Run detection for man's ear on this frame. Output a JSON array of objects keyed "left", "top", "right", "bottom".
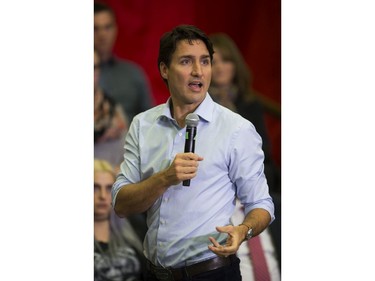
[{"left": 159, "top": 62, "right": 168, "bottom": 79}]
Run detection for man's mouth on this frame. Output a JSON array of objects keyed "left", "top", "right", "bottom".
[{"left": 188, "top": 81, "right": 203, "bottom": 91}]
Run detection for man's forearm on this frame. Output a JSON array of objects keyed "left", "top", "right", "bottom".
[
  {"left": 113, "top": 152, "right": 203, "bottom": 217},
  {"left": 240, "top": 208, "right": 272, "bottom": 238},
  {"left": 113, "top": 170, "right": 170, "bottom": 217}
]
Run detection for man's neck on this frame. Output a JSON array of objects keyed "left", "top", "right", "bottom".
[
  {"left": 99, "top": 52, "right": 113, "bottom": 64},
  {"left": 169, "top": 97, "right": 202, "bottom": 128}
]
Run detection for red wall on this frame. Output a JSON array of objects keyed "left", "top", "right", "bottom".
[{"left": 97, "top": 0, "right": 281, "bottom": 166}]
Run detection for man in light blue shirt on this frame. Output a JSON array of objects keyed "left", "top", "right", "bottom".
[{"left": 112, "top": 25, "right": 274, "bottom": 281}]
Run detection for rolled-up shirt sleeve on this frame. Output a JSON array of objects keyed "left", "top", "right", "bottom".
[
  {"left": 231, "top": 121, "right": 275, "bottom": 223},
  {"left": 112, "top": 173, "right": 128, "bottom": 208},
  {"left": 111, "top": 116, "right": 140, "bottom": 208}
]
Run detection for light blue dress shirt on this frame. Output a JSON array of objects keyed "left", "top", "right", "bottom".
[{"left": 112, "top": 93, "right": 274, "bottom": 268}]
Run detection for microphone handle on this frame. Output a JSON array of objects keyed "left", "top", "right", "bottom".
[{"left": 183, "top": 126, "right": 197, "bottom": 186}]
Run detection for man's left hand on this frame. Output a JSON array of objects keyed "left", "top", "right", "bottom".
[{"left": 208, "top": 225, "right": 244, "bottom": 258}]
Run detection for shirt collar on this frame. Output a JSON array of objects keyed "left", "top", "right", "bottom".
[
  {"left": 194, "top": 93, "right": 214, "bottom": 123},
  {"left": 158, "top": 93, "right": 215, "bottom": 124}
]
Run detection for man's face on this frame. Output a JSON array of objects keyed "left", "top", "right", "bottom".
[
  {"left": 160, "top": 39, "right": 212, "bottom": 107},
  {"left": 94, "top": 11, "right": 117, "bottom": 57}
]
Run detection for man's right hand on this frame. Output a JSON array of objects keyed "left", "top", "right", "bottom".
[{"left": 164, "top": 152, "right": 204, "bottom": 186}]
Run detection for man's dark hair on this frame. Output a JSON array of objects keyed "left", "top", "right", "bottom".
[
  {"left": 94, "top": 1, "right": 114, "bottom": 15},
  {"left": 157, "top": 25, "right": 214, "bottom": 83}
]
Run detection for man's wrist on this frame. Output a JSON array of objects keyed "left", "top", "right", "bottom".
[
  {"left": 239, "top": 223, "right": 250, "bottom": 231},
  {"left": 238, "top": 223, "right": 253, "bottom": 241}
]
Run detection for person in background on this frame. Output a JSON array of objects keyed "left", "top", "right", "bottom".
[
  {"left": 209, "top": 33, "right": 280, "bottom": 119},
  {"left": 94, "top": 158, "right": 146, "bottom": 281},
  {"left": 112, "top": 24, "right": 274, "bottom": 281},
  {"left": 94, "top": 1, "right": 154, "bottom": 122},
  {"left": 209, "top": 33, "right": 280, "bottom": 193},
  {"left": 209, "top": 32, "right": 281, "bottom": 271},
  {"left": 94, "top": 48, "right": 128, "bottom": 169},
  {"left": 94, "top": 47, "right": 148, "bottom": 246}
]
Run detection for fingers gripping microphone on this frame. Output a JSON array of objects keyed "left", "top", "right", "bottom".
[{"left": 183, "top": 113, "right": 199, "bottom": 186}]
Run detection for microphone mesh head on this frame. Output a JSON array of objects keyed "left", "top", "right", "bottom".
[{"left": 185, "top": 113, "right": 199, "bottom": 127}]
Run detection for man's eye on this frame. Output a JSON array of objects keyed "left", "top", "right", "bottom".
[{"left": 202, "top": 59, "right": 210, "bottom": 65}]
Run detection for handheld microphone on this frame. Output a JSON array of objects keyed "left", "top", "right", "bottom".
[{"left": 183, "top": 113, "right": 199, "bottom": 186}]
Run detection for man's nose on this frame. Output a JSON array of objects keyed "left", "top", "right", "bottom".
[{"left": 192, "top": 62, "right": 203, "bottom": 77}]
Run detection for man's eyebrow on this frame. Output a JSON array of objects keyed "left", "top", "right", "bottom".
[
  {"left": 178, "top": 55, "right": 194, "bottom": 59},
  {"left": 178, "top": 54, "right": 210, "bottom": 59}
]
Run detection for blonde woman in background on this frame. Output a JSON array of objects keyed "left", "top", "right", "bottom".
[{"left": 94, "top": 159, "right": 146, "bottom": 281}]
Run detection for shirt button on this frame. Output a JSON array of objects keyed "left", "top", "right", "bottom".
[{"left": 179, "top": 132, "right": 182, "bottom": 136}]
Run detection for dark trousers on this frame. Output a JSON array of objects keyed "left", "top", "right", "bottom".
[{"left": 145, "top": 256, "right": 242, "bottom": 281}]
